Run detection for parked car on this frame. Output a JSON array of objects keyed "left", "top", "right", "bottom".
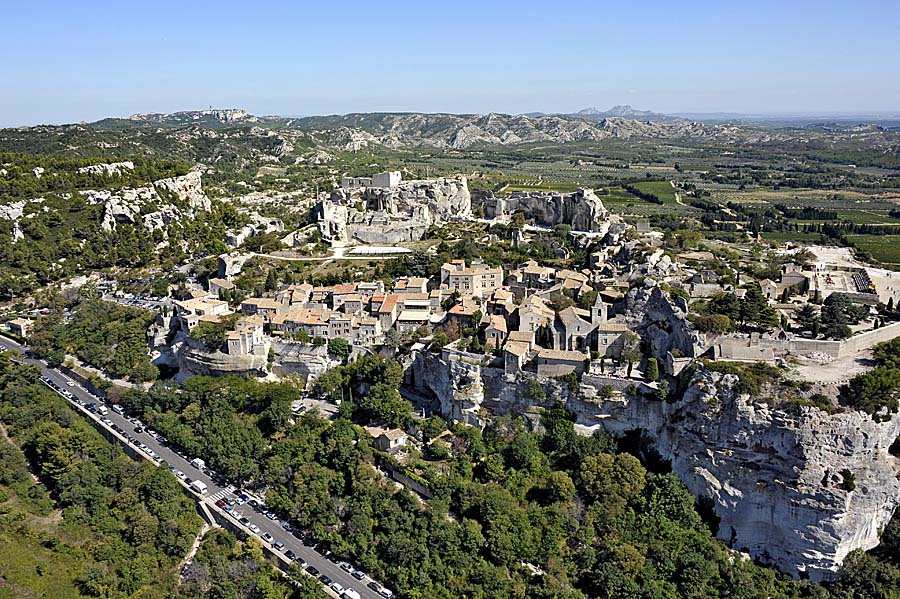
[
  {"left": 352, "top": 569, "right": 365, "bottom": 580},
  {"left": 331, "top": 582, "right": 344, "bottom": 594},
  {"left": 284, "top": 550, "right": 296, "bottom": 560},
  {"left": 239, "top": 517, "right": 251, "bottom": 526},
  {"left": 262, "top": 533, "right": 273, "bottom": 543},
  {"left": 273, "top": 541, "right": 284, "bottom": 551},
  {"left": 319, "top": 575, "right": 332, "bottom": 586},
  {"left": 306, "top": 566, "right": 319, "bottom": 577},
  {"left": 367, "top": 582, "right": 381, "bottom": 593}
]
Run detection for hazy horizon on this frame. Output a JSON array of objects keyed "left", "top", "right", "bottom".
[{"left": 4, "top": 0, "right": 900, "bottom": 127}]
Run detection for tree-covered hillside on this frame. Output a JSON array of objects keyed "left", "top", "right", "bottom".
[
  {"left": 116, "top": 359, "right": 900, "bottom": 599},
  {"left": 0, "top": 153, "right": 239, "bottom": 300},
  {"left": 0, "top": 354, "right": 202, "bottom": 598}
]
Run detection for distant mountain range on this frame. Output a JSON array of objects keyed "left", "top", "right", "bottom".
[
  {"left": 2, "top": 107, "right": 897, "bottom": 162},
  {"left": 524, "top": 105, "right": 682, "bottom": 122}
]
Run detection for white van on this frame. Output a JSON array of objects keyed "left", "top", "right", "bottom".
[
  {"left": 112, "top": 404, "right": 125, "bottom": 415},
  {"left": 190, "top": 480, "right": 208, "bottom": 494},
  {"left": 96, "top": 405, "right": 109, "bottom": 416}
]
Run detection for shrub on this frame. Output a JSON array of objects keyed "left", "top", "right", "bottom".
[{"left": 838, "top": 469, "right": 857, "bottom": 492}]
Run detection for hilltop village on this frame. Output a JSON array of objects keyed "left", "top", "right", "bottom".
[{"left": 5, "top": 167, "right": 900, "bottom": 586}]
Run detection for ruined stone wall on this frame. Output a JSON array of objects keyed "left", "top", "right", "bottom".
[
  {"left": 317, "top": 176, "right": 471, "bottom": 244},
  {"left": 715, "top": 320, "right": 900, "bottom": 360},
  {"left": 474, "top": 188, "right": 614, "bottom": 232}
]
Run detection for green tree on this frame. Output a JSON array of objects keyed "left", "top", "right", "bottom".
[
  {"left": 265, "top": 269, "right": 278, "bottom": 291},
  {"left": 645, "top": 357, "right": 660, "bottom": 382},
  {"left": 327, "top": 337, "right": 351, "bottom": 359},
  {"left": 620, "top": 332, "right": 642, "bottom": 378}
]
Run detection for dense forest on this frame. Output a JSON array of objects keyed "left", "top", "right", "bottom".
[
  {"left": 0, "top": 354, "right": 201, "bottom": 597},
  {"left": 30, "top": 298, "right": 160, "bottom": 382},
  {"left": 116, "top": 358, "right": 900, "bottom": 599}
]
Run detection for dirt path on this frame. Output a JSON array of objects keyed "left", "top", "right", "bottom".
[{"left": 671, "top": 180, "right": 685, "bottom": 206}]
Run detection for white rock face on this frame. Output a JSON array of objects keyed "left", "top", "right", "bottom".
[
  {"left": 607, "top": 370, "right": 900, "bottom": 582},
  {"left": 316, "top": 176, "right": 471, "bottom": 244},
  {"left": 625, "top": 282, "right": 707, "bottom": 361},
  {"left": 477, "top": 188, "right": 617, "bottom": 232},
  {"left": 76, "top": 161, "right": 135, "bottom": 176},
  {"left": 82, "top": 170, "right": 211, "bottom": 233},
  {"left": 0, "top": 200, "right": 27, "bottom": 221},
  {"left": 409, "top": 350, "right": 900, "bottom": 581}
]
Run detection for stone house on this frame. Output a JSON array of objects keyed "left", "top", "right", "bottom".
[
  {"left": 364, "top": 425, "right": 408, "bottom": 453},
  {"left": 226, "top": 316, "right": 265, "bottom": 356},
  {"left": 503, "top": 330, "right": 536, "bottom": 374},
  {"left": 440, "top": 259, "right": 504, "bottom": 298},
  {"left": 240, "top": 297, "right": 286, "bottom": 322},
  {"left": 484, "top": 314, "right": 508, "bottom": 349},
  {"left": 393, "top": 277, "right": 429, "bottom": 294},
  {"left": 276, "top": 283, "right": 313, "bottom": 306},
  {"left": 536, "top": 348, "right": 588, "bottom": 376},
  {"left": 447, "top": 297, "right": 483, "bottom": 327},
  {"left": 208, "top": 278, "right": 235, "bottom": 297},
  {"left": 396, "top": 311, "right": 431, "bottom": 334},
  {"left": 759, "top": 279, "right": 779, "bottom": 301},
  {"left": 174, "top": 297, "right": 232, "bottom": 331},
  {"left": 517, "top": 295, "right": 554, "bottom": 334},
  {"left": 6, "top": 317, "right": 32, "bottom": 339}
]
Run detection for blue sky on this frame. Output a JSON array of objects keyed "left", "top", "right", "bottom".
[{"left": 3, "top": 0, "right": 899, "bottom": 126}]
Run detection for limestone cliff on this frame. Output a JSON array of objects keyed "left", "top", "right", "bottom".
[
  {"left": 83, "top": 170, "right": 211, "bottom": 234},
  {"left": 151, "top": 324, "right": 338, "bottom": 385},
  {"left": 476, "top": 188, "right": 617, "bottom": 233},
  {"left": 409, "top": 349, "right": 900, "bottom": 581},
  {"left": 625, "top": 281, "right": 707, "bottom": 363},
  {"left": 316, "top": 176, "right": 471, "bottom": 244}
]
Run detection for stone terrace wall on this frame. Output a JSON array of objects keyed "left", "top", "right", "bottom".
[
  {"left": 717, "top": 321, "right": 900, "bottom": 361},
  {"left": 838, "top": 321, "right": 900, "bottom": 356}
]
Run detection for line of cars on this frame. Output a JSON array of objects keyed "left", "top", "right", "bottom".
[
  {"left": 211, "top": 487, "right": 393, "bottom": 598},
  {"left": 40, "top": 376, "right": 167, "bottom": 464},
  {"left": 39, "top": 370, "right": 395, "bottom": 599}
]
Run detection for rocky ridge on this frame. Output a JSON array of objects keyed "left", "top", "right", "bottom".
[
  {"left": 476, "top": 187, "right": 619, "bottom": 232},
  {"left": 408, "top": 285, "right": 900, "bottom": 581},
  {"left": 316, "top": 176, "right": 471, "bottom": 244},
  {"left": 81, "top": 170, "right": 211, "bottom": 234}
]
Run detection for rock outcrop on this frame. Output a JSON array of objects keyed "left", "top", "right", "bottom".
[
  {"left": 476, "top": 188, "right": 618, "bottom": 233},
  {"left": 409, "top": 347, "right": 900, "bottom": 581},
  {"left": 76, "top": 161, "right": 134, "bottom": 176},
  {"left": 315, "top": 176, "right": 471, "bottom": 244},
  {"left": 83, "top": 170, "right": 211, "bottom": 233},
  {"left": 625, "top": 281, "right": 707, "bottom": 363}
]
